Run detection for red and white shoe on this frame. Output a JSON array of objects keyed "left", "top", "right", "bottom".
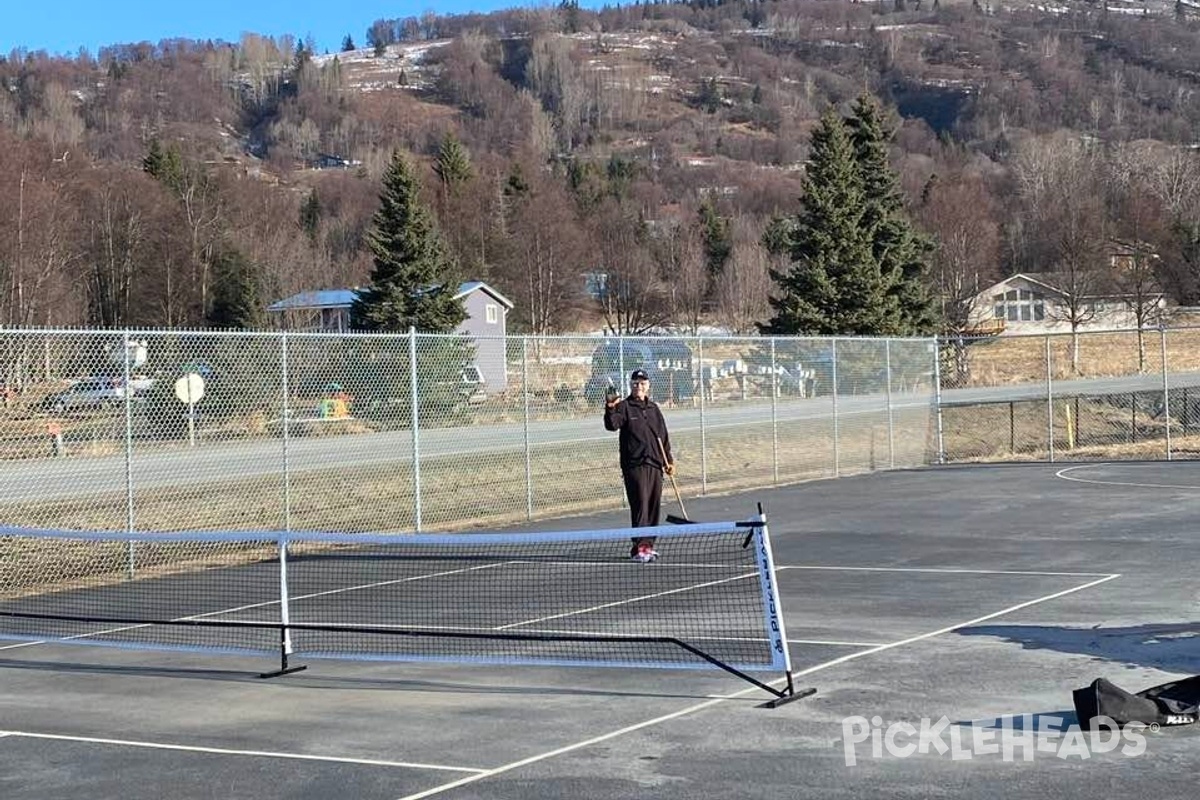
[{"left": 633, "top": 543, "right": 658, "bottom": 563}]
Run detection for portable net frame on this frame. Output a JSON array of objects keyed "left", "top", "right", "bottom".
[{"left": 0, "top": 514, "right": 809, "bottom": 704}]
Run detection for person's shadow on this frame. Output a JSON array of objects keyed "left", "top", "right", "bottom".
[{"left": 958, "top": 622, "right": 1200, "bottom": 674}]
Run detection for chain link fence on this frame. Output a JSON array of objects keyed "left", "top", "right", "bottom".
[
  {"left": 0, "top": 329, "right": 937, "bottom": 544},
  {"left": 936, "top": 326, "right": 1200, "bottom": 463}
]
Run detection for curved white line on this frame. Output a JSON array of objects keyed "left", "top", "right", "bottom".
[
  {"left": 0, "top": 731, "right": 486, "bottom": 773},
  {"left": 395, "top": 573, "right": 1120, "bottom": 800},
  {"left": 1055, "top": 462, "right": 1200, "bottom": 491}
]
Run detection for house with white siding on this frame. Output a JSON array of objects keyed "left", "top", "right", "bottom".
[{"left": 267, "top": 281, "right": 514, "bottom": 391}]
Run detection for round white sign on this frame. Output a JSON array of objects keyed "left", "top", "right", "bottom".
[{"left": 174, "top": 373, "right": 206, "bottom": 404}]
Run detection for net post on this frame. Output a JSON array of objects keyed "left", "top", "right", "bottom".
[
  {"left": 750, "top": 502, "right": 815, "bottom": 708},
  {"left": 259, "top": 532, "right": 306, "bottom": 679}
]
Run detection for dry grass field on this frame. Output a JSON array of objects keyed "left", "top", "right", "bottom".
[{"left": 961, "top": 327, "right": 1200, "bottom": 386}]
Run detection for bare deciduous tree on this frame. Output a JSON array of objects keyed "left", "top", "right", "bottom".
[
  {"left": 591, "top": 204, "right": 667, "bottom": 335},
  {"left": 715, "top": 219, "right": 773, "bottom": 334},
  {"left": 1013, "top": 135, "right": 1110, "bottom": 373},
  {"left": 650, "top": 215, "right": 707, "bottom": 335},
  {"left": 917, "top": 172, "right": 1001, "bottom": 385},
  {"left": 488, "top": 169, "right": 587, "bottom": 337}
]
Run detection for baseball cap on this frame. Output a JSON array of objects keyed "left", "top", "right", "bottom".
[{"left": 630, "top": 369, "right": 649, "bottom": 382}]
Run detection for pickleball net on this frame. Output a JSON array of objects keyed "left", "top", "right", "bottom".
[{"left": 0, "top": 515, "right": 808, "bottom": 703}]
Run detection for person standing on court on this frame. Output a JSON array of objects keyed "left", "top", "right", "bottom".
[{"left": 604, "top": 368, "right": 675, "bottom": 562}]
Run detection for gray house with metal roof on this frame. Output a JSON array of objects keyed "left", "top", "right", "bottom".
[{"left": 267, "top": 282, "right": 515, "bottom": 392}]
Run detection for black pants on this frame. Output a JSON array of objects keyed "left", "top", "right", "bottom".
[{"left": 624, "top": 464, "right": 663, "bottom": 551}]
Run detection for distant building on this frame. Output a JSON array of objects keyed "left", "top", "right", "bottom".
[
  {"left": 267, "top": 281, "right": 514, "bottom": 391},
  {"left": 966, "top": 272, "right": 1165, "bottom": 336},
  {"left": 267, "top": 289, "right": 358, "bottom": 333},
  {"left": 311, "top": 153, "right": 363, "bottom": 169},
  {"left": 964, "top": 240, "right": 1164, "bottom": 336}
]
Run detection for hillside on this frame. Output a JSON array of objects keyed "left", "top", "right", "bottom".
[{"left": 0, "top": 0, "right": 1198, "bottom": 334}]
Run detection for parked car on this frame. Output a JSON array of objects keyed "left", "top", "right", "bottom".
[
  {"left": 42, "top": 378, "right": 126, "bottom": 412},
  {"left": 583, "top": 340, "right": 695, "bottom": 405},
  {"left": 40, "top": 375, "right": 156, "bottom": 413}
]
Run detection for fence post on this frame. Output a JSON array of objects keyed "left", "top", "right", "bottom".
[
  {"left": 1009, "top": 402, "right": 1016, "bottom": 455},
  {"left": 281, "top": 331, "right": 292, "bottom": 533},
  {"left": 885, "top": 339, "right": 895, "bottom": 469},
  {"left": 1132, "top": 396, "right": 1138, "bottom": 443},
  {"left": 933, "top": 337, "right": 945, "bottom": 465},
  {"left": 122, "top": 329, "right": 135, "bottom": 578},
  {"left": 1045, "top": 336, "right": 1054, "bottom": 463},
  {"left": 698, "top": 336, "right": 708, "bottom": 495},
  {"left": 618, "top": 336, "right": 626, "bottom": 396},
  {"left": 409, "top": 327, "right": 422, "bottom": 532},
  {"left": 1162, "top": 325, "right": 1172, "bottom": 461},
  {"left": 523, "top": 336, "right": 533, "bottom": 520},
  {"left": 771, "top": 338, "right": 779, "bottom": 485},
  {"left": 832, "top": 338, "right": 840, "bottom": 477}
]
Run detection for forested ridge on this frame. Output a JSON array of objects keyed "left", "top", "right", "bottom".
[{"left": 2, "top": 0, "right": 1198, "bottom": 336}]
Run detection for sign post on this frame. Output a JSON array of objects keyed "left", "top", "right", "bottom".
[{"left": 173, "top": 372, "right": 206, "bottom": 446}]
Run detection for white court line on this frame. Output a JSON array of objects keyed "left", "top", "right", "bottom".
[
  {"left": 194, "top": 561, "right": 513, "bottom": 619},
  {"left": 777, "top": 564, "right": 1116, "bottom": 578},
  {"left": 518, "top": 629, "right": 887, "bottom": 648},
  {"left": 494, "top": 572, "right": 758, "bottom": 630},
  {"left": 392, "top": 572, "right": 1121, "bottom": 800},
  {"left": 0, "top": 731, "right": 486, "bottom": 773},
  {"left": 260, "top": 620, "right": 881, "bottom": 648},
  {"left": 0, "top": 561, "right": 514, "bottom": 653},
  {"left": 1055, "top": 462, "right": 1200, "bottom": 491},
  {"left": 0, "top": 562, "right": 1089, "bottom": 654}
]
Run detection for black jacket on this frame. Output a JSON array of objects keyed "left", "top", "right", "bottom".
[{"left": 604, "top": 395, "right": 672, "bottom": 472}]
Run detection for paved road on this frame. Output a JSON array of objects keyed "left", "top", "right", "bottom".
[
  {"left": 0, "top": 393, "right": 922, "bottom": 501},
  {"left": 939, "top": 370, "right": 1200, "bottom": 405},
  {"left": 6, "top": 370, "right": 1199, "bottom": 501}
]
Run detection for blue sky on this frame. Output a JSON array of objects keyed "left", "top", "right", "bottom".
[{"left": 3, "top": 0, "right": 558, "bottom": 57}]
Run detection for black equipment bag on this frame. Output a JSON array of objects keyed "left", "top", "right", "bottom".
[{"left": 1073, "top": 676, "right": 1200, "bottom": 728}]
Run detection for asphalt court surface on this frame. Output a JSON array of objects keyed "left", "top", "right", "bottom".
[{"left": 3, "top": 461, "right": 1200, "bottom": 799}]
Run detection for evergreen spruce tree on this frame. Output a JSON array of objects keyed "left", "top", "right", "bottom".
[
  {"left": 299, "top": 189, "right": 322, "bottom": 242},
  {"left": 341, "top": 34, "right": 356, "bottom": 52},
  {"left": 433, "top": 132, "right": 473, "bottom": 196},
  {"left": 846, "top": 94, "right": 937, "bottom": 335},
  {"left": 207, "top": 248, "right": 263, "bottom": 329},
  {"left": 559, "top": 0, "right": 582, "bottom": 33},
  {"left": 143, "top": 138, "right": 165, "bottom": 178},
  {"left": 698, "top": 197, "right": 732, "bottom": 277},
  {"left": 504, "top": 162, "right": 530, "bottom": 199},
  {"left": 351, "top": 150, "right": 467, "bottom": 333},
  {"left": 293, "top": 40, "right": 311, "bottom": 71},
  {"left": 697, "top": 77, "right": 722, "bottom": 113},
  {"left": 761, "top": 109, "right": 901, "bottom": 336},
  {"left": 143, "top": 139, "right": 185, "bottom": 193},
  {"left": 761, "top": 214, "right": 796, "bottom": 257}
]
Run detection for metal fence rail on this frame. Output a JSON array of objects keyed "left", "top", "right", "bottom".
[
  {"left": 934, "top": 326, "right": 1200, "bottom": 464},
  {"left": 0, "top": 329, "right": 936, "bottom": 541},
  {"left": 7, "top": 324, "right": 1197, "bottom": 548}
]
